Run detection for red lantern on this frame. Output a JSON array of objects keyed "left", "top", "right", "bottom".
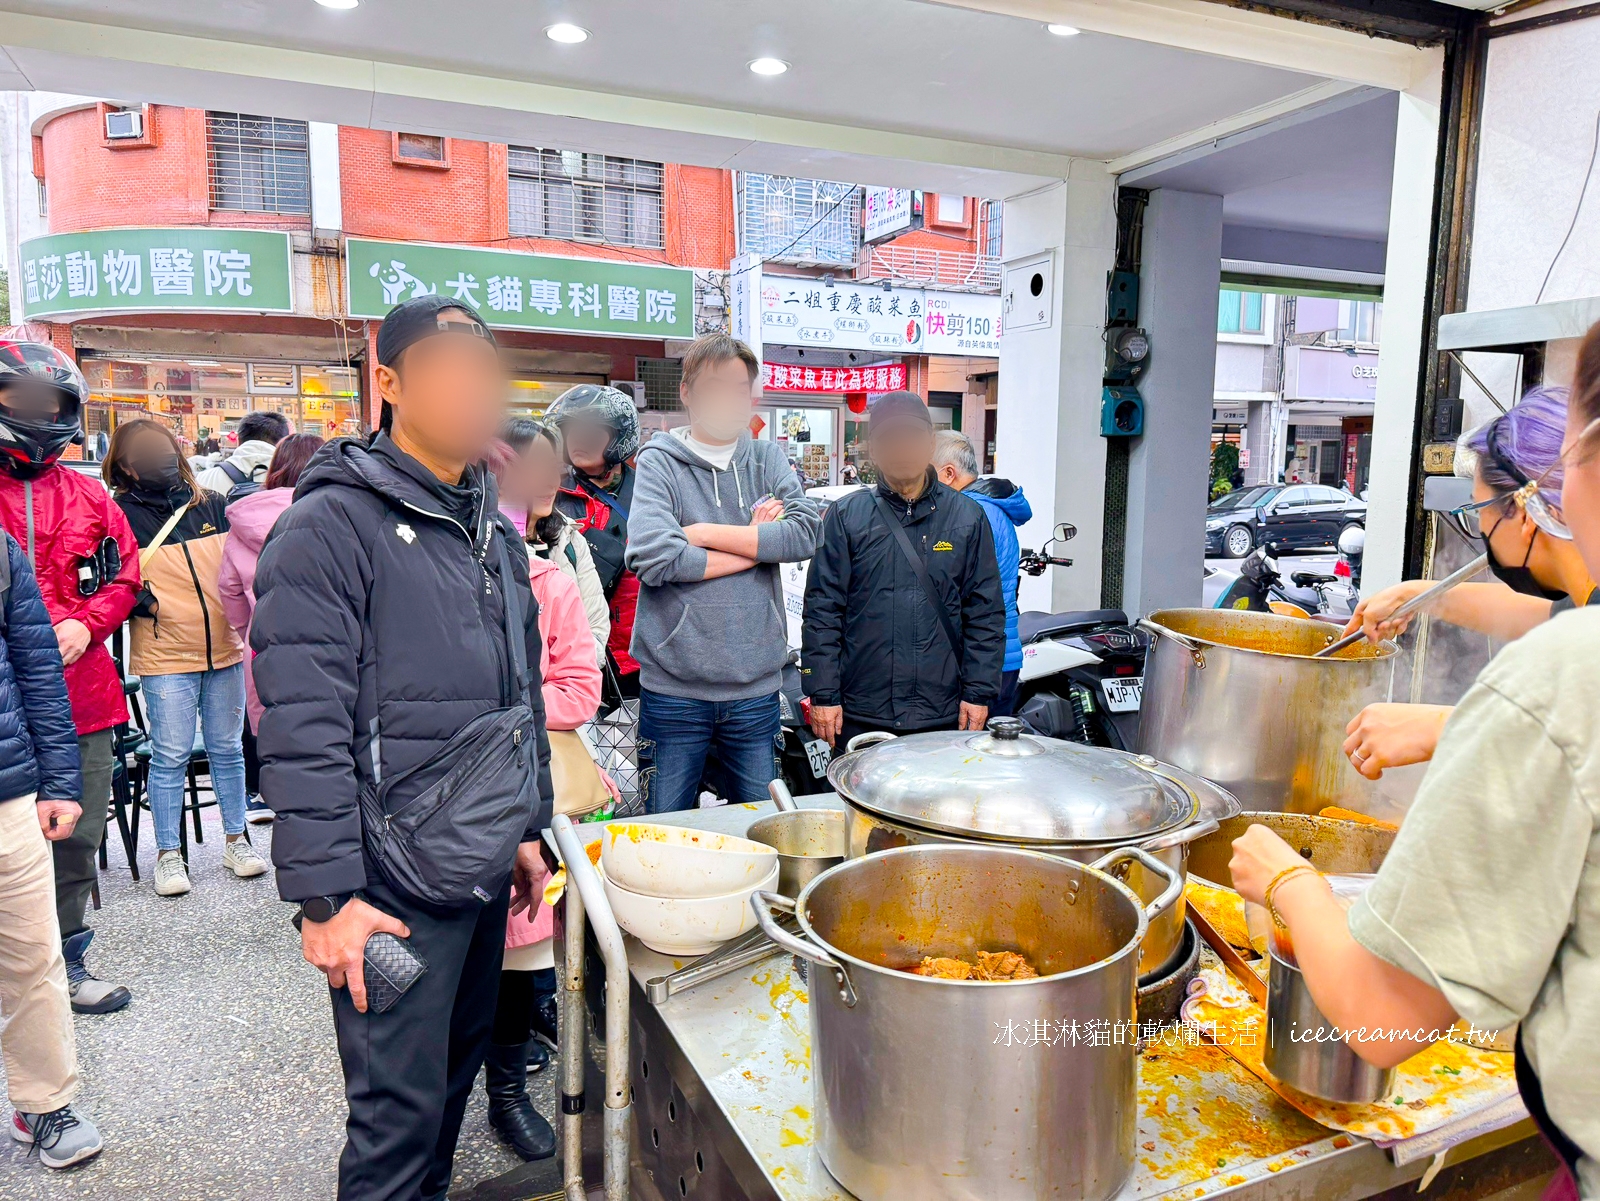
[{"left": 846, "top": 392, "right": 869, "bottom": 414}]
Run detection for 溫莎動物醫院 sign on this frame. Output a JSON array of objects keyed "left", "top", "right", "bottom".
[
  {"left": 345, "top": 238, "right": 694, "bottom": 339},
  {"left": 18, "top": 228, "right": 294, "bottom": 320}
]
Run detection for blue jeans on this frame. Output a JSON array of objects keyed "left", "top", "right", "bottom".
[
  {"left": 141, "top": 665, "right": 248, "bottom": 851},
  {"left": 638, "top": 689, "right": 781, "bottom": 815}
]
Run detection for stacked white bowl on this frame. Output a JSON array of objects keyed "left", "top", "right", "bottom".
[{"left": 598, "top": 823, "right": 780, "bottom": 956}]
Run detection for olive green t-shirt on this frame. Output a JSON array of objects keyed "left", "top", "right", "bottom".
[{"left": 1349, "top": 607, "right": 1600, "bottom": 1193}]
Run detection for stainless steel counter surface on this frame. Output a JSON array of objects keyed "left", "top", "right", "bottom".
[{"left": 550, "top": 799, "right": 1542, "bottom": 1201}]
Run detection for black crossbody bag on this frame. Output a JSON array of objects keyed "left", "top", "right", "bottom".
[
  {"left": 872, "top": 494, "right": 964, "bottom": 678},
  {"left": 359, "top": 532, "right": 540, "bottom": 908}
]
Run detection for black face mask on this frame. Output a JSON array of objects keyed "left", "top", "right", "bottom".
[
  {"left": 128, "top": 456, "right": 184, "bottom": 496},
  {"left": 1482, "top": 517, "right": 1567, "bottom": 602}
]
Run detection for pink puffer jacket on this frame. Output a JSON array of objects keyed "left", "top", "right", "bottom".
[
  {"left": 508, "top": 553, "right": 605, "bottom": 950},
  {"left": 218, "top": 487, "right": 295, "bottom": 732}
]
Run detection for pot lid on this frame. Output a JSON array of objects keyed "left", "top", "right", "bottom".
[{"left": 826, "top": 718, "right": 1199, "bottom": 844}]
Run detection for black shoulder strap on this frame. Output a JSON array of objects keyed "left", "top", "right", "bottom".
[
  {"left": 495, "top": 531, "right": 532, "bottom": 707},
  {"left": 872, "top": 493, "right": 962, "bottom": 674},
  {"left": 219, "top": 460, "right": 248, "bottom": 486}
]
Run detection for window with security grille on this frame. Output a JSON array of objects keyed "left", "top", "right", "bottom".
[
  {"left": 636, "top": 358, "right": 684, "bottom": 411},
  {"left": 507, "top": 148, "right": 664, "bottom": 248},
  {"left": 981, "top": 200, "right": 1003, "bottom": 260},
  {"left": 737, "top": 175, "right": 860, "bottom": 266},
  {"left": 207, "top": 113, "right": 310, "bottom": 214}
]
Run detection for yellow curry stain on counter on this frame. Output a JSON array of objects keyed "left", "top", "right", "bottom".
[{"left": 1138, "top": 1040, "right": 1325, "bottom": 1182}]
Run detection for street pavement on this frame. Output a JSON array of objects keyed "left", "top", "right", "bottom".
[{"left": 0, "top": 807, "right": 542, "bottom": 1200}]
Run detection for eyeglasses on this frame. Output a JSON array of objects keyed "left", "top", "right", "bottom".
[{"left": 1447, "top": 470, "right": 1573, "bottom": 543}]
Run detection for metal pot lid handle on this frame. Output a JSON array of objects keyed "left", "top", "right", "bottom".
[
  {"left": 1087, "top": 846, "right": 1184, "bottom": 923},
  {"left": 1137, "top": 618, "right": 1206, "bottom": 669},
  {"left": 845, "top": 730, "right": 899, "bottom": 754},
  {"left": 750, "top": 890, "right": 857, "bottom": 1007},
  {"left": 768, "top": 779, "right": 797, "bottom": 812},
  {"left": 1140, "top": 817, "right": 1220, "bottom": 854}
]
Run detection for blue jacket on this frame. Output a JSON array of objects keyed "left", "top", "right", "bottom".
[
  {"left": 0, "top": 533, "right": 81, "bottom": 804},
  {"left": 963, "top": 478, "right": 1033, "bottom": 672}
]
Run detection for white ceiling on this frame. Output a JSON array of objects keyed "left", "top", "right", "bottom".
[
  {"left": 0, "top": 0, "right": 1327, "bottom": 161},
  {"left": 1128, "top": 91, "right": 1399, "bottom": 241}
]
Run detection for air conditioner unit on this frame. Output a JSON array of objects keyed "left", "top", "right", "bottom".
[
  {"left": 612, "top": 381, "right": 648, "bottom": 410},
  {"left": 104, "top": 109, "right": 143, "bottom": 140}
]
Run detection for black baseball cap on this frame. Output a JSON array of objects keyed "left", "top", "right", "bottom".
[
  {"left": 376, "top": 293, "right": 497, "bottom": 369},
  {"left": 867, "top": 390, "right": 932, "bottom": 431}
]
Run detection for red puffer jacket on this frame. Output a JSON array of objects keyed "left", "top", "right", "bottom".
[{"left": 0, "top": 465, "right": 141, "bottom": 735}]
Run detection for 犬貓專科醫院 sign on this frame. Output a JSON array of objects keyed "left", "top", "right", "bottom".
[
  {"left": 17, "top": 228, "right": 294, "bottom": 320},
  {"left": 345, "top": 238, "right": 694, "bottom": 339}
]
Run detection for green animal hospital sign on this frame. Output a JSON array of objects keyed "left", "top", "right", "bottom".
[
  {"left": 345, "top": 238, "right": 694, "bottom": 339},
  {"left": 18, "top": 228, "right": 295, "bottom": 320}
]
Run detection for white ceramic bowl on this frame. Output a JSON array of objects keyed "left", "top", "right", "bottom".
[
  {"left": 600, "top": 822, "right": 778, "bottom": 899},
  {"left": 600, "top": 860, "right": 779, "bottom": 956}
]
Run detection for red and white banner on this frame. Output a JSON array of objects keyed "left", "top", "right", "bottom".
[{"left": 761, "top": 361, "right": 906, "bottom": 395}]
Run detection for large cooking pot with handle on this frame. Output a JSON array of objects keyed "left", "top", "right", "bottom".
[
  {"left": 825, "top": 718, "right": 1238, "bottom": 979},
  {"left": 1137, "top": 608, "right": 1399, "bottom": 816},
  {"left": 752, "top": 842, "right": 1180, "bottom": 1201}
]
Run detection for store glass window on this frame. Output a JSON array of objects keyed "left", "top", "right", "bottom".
[
  {"left": 765, "top": 406, "right": 836, "bottom": 486},
  {"left": 506, "top": 375, "right": 608, "bottom": 418},
  {"left": 507, "top": 148, "right": 664, "bottom": 249},
  {"left": 207, "top": 113, "right": 311, "bottom": 215},
  {"left": 79, "top": 357, "right": 363, "bottom": 457}
]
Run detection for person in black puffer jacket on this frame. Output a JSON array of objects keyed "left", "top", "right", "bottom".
[
  {"left": 0, "top": 532, "right": 107, "bottom": 1169},
  {"left": 251, "top": 296, "right": 555, "bottom": 1197},
  {"left": 802, "top": 392, "right": 1005, "bottom": 746}
]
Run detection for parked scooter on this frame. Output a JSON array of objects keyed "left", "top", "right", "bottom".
[
  {"left": 1014, "top": 523, "right": 1148, "bottom": 749},
  {"left": 1337, "top": 523, "right": 1365, "bottom": 590},
  {"left": 1212, "top": 543, "right": 1358, "bottom": 621}
]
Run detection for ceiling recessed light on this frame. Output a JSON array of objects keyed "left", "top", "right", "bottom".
[
  {"left": 1045, "top": 23, "right": 1080, "bottom": 36},
  {"left": 748, "top": 57, "right": 790, "bottom": 76},
  {"left": 545, "top": 23, "right": 590, "bottom": 44},
  {"left": 314, "top": 0, "right": 360, "bottom": 8}
]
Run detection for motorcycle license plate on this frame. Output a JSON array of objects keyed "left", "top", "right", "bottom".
[
  {"left": 804, "top": 738, "right": 833, "bottom": 779},
  {"left": 1101, "top": 677, "right": 1143, "bottom": 713}
]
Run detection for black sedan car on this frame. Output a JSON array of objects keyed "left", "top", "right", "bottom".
[{"left": 1205, "top": 483, "right": 1365, "bottom": 558}]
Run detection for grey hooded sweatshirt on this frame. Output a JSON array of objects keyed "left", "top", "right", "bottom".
[{"left": 625, "top": 429, "right": 820, "bottom": 700}]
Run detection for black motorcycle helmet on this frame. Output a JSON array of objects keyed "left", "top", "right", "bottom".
[
  {"left": 543, "top": 383, "right": 641, "bottom": 467},
  {"left": 0, "top": 341, "right": 87, "bottom": 478}
]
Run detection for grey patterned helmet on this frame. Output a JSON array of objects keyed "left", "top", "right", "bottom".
[{"left": 544, "top": 383, "right": 641, "bottom": 466}]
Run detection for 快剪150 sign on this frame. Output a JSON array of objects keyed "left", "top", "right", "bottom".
[
  {"left": 345, "top": 238, "right": 694, "bottom": 339},
  {"left": 17, "top": 228, "right": 294, "bottom": 320}
]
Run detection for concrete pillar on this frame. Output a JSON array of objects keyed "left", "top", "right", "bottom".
[
  {"left": 995, "top": 161, "right": 1117, "bottom": 614},
  {"left": 1245, "top": 400, "right": 1274, "bottom": 484},
  {"left": 1362, "top": 82, "right": 1442, "bottom": 592},
  {"left": 1120, "top": 189, "right": 1223, "bottom": 616}
]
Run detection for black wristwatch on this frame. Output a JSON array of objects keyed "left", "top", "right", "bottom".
[{"left": 298, "top": 893, "right": 355, "bottom": 924}]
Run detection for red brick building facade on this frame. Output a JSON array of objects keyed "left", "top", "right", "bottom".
[
  {"left": 20, "top": 101, "right": 996, "bottom": 480},
  {"left": 25, "top": 103, "right": 736, "bottom": 450}
]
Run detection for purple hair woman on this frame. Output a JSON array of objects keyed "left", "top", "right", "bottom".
[{"left": 1339, "top": 383, "right": 1595, "bottom": 780}]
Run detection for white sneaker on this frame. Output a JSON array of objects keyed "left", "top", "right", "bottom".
[
  {"left": 223, "top": 838, "right": 268, "bottom": 879},
  {"left": 154, "top": 851, "right": 191, "bottom": 897}
]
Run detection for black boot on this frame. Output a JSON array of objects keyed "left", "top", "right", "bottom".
[
  {"left": 484, "top": 1042, "right": 556, "bottom": 1161},
  {"left": 531, "top": 968, "right": 559, "bottom": 1050}
]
